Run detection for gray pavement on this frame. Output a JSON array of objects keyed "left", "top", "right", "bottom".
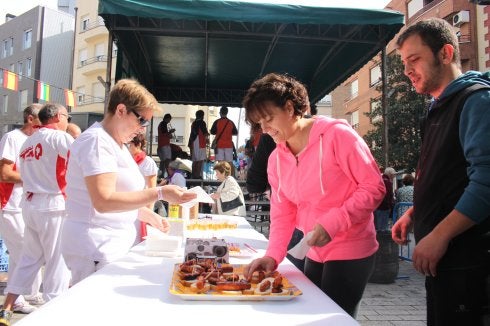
[
  {"left": 358, "top": 260, "right": 426, "bottom": 325},
  {"left": 1, "top": 259, "right": 426, "bottom": 325}
]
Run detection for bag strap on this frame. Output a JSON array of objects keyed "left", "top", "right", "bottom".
[{"left": 215, "top": 119, "right": 230, "bottom": 143}]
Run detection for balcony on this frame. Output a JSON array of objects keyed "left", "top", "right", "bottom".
[
  {"left": 78, "top": 55, "right": 108, "bottom": 76},
  {"left": 80, "top": 19, "right": 108, "bottom": 43}
]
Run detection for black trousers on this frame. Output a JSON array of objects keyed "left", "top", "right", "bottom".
[
  {"left": 426, "top": 264, "right": 490, "bottom": 326},
  {"left": 304, "top": 254, "right": 375, "bottom": 317}
]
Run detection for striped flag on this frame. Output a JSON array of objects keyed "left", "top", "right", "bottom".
[
  {"left": 37, "top": 81, "right": 50, "bottom": 101},
  {"left": 64, "top": 89, "right": 76, "bottom": 108},
  {"left": 2, "top": 70, "right": 18, "bottom": 91}
]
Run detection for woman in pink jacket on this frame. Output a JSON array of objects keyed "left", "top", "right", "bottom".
[{"left": 242, "top": 73, "right": 385, "bottom": 316}]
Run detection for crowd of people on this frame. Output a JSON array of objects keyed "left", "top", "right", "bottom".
[
  {"left": 0, "top": 17, "right": 488, "bottom": 326},
  {"left": 0, "top": 79, "right": 197, "bottom": 326}
]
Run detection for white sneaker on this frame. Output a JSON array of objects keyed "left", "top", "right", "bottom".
[
  {"left": 12, "top": 302, "right": 37, "bottom": 314},
  {"left": 24, "top": 294, "right": 45, "bottom": 306}
]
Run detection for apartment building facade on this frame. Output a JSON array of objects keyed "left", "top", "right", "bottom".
[
  {"left": 72, "top": 0, "right": 223, "bottom": 155},
  {"left": 0, "top": 6, "right": 74, "bottom": 137},
  {"left": 331, "top": 0, "right": 486, "bottom": 137}
]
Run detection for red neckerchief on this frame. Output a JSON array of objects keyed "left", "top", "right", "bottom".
[
  {"left": 33, "top": 123, "right": 57, "bottom": 130},
  {"left": 133, "top": 151, "right": 146, "bottom": 165}
]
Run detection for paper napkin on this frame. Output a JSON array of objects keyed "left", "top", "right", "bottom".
[
  {"left": 180, "top": 186, "right": 215, "bottom": 209},
  {"left": 287, "top": 231, "right": 314, "bottom": 260}
]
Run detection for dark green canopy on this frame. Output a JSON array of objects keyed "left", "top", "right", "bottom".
[{"left": 99, "top": 0, "right": 404, "bottom": 106}]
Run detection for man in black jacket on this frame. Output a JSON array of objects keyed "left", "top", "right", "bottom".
[{"left": 392, "top": 18, "right": 490, "bottom": 326}]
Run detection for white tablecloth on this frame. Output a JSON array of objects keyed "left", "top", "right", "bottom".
[{"left": 16, "top": 215, "right": 359, "bottom": 326}]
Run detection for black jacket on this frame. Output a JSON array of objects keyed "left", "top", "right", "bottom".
[{"left": 246, "top": 134, "right": 275, "bottom": 194}]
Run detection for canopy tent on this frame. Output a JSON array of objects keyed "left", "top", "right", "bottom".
[{"left": 98, "top": 0, "right": 404, "bottom": 107}]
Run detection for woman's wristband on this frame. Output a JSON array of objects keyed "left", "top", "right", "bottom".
[{"left": 157, "top": 187, "right": 164, "bottom": 201}]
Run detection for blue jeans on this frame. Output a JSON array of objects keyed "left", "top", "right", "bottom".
[{"left": 374, "top": 209, "right": 391, "bottom": 231}]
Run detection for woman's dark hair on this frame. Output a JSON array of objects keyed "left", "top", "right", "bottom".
[
  {"left": 402, "top": 174, "right": 414, "bottom": 186},
  {"left": 196, "top": 110, "right": 205, "bottom": 119},
  {"left": 242, "top": 73, "right": 310, "bottom": 125},
  {"left": 130, "top": 133, "right": 147, "bottom": 150}
]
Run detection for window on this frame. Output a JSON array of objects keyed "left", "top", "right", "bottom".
[
  {"left": 79, "top": 49, "right": 88, "bottom": 66},
  {"left": 95, "top": 43, "right": 105, "bottom": 61},
  {"left": 24, "top": 30, "right": 32, "bottom": 49},
  {"left": 318, "top": 94, "right": 332, "bottom": 106},
  {"left": 3, "top": 39, "right": 8, "bottom": 58},
  {"left": 351, "top": 110, "right": 359, "bottom": 129},
  {"left": 407, "top": 0, "right": 423, "bottom": 18},
  {"left": 92, "top": 82, "right": 105, "bottom": 103},
  {"left": 3, "top": 95, "right": 8, "bottom": 114},
  {"left": 371, "top": 99, "right": 382, "bottom": 123},
  {"left": 19, "top": 90, "right": 28, "bottom": 110},
  {"left": 76, "top": 86, "right": 85, "bottom": 104},
  {"left": 350, "top": 79, "right": 359, "bottom": 99},
  {"left": 10, "top": 63, "right": 15, "bottom": 72},
  {"left": 8, "top": 37, "right": 13, "bottom": 56},
  {"left": 17, "top": 61, "right": 23, "bottom": 80},
  {"left": 81, "top": 16, "right": 90, "bottom": 31},
  {"left": 370, "top": 65, "right": 381, "bottom": 86},
  {"left": 2, "top": 38, "right": 13, "bottom": 57},
  {"left": 26, "top": 58, "right": 32, "bottom": 77}
]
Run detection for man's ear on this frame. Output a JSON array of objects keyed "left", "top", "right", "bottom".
[{"left": 440, "top": 44, "right": 454, "bottom": 64}]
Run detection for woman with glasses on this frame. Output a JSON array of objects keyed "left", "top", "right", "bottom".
[{"left": 61, "top": 79, "right": 196, "bottom": 285}]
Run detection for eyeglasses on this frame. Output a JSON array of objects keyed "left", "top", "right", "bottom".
[
  {"left": 60, "top": 113, "right": 72, "bottom": 123},
  {"left": 129, "top": 109, "right": 150, "bottom": 127}
]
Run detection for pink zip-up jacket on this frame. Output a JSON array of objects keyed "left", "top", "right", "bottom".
[{"left": 265, "top": 116, "right": 385, "bottom": 264}]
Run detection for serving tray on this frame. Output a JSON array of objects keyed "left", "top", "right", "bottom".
[{"left": 169, "top": 263, "right": 302, "bottom": 301}]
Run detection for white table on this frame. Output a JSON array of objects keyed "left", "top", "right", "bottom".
[{"left": 16, "top": 215, "right": 359, "bottom": 326}]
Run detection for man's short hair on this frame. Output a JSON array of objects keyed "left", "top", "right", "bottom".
[
  {"left": 220, "top": 106, "right": 228, "bottom": 115},
  {"left": 396, "top": 18, "right": 460, "bottom": 66},
  {"left": 23, "top": 103, "right": 42, "bottom": 123},
  {"left": 38, "top": 103, "right": 66, "bottom": 125}
]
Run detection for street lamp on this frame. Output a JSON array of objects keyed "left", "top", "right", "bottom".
[{"left": 97, "top": 75, "right": 110, "bottom": 113}]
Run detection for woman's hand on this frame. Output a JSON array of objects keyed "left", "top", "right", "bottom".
[
  {"left": 138, "top": 207, "right": 170, "bottom": 233},
  {"left": 160, "top": 185, "right": 197, "bottom": 204},
  {"left": 210, "top": 192, "right": 220, "bottom": 200},
  {"left": 243, "top": 256, "right": 277, "bottom": 280},
  {"left": 307, "top": 224, "right": 331, "bottom": 247},
  {"left": 148, "top": 213, "right": 170, "bottom": 233}
]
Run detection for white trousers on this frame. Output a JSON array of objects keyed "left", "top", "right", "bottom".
[
  {"left": 63, "top": 254, "right": 108, "bottom": 286},
  {"left": 0, "top": 210, "right": 42, "bottom": 302},
  {"left": 215, "top": 147, "right": 233, "bottom": 161},
  {"left": 6, "top": 207, "right": 70, "bottom": 302}
]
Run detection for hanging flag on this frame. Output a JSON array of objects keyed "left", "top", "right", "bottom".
[
  {"left": 37, "top": 81, "right": 50, "bottom": 101},
  {"left": 64, "top": 89, "right": 76, "bottom": 108},
  {"left": 2, "top": 70, "right": 18, "bottom": 91}
]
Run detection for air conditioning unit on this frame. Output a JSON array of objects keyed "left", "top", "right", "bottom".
[
  {"left": 469, "top": 0, "right": 490, "bottom": 5},
  {"left": 453, "top": 11, "right": 470, "bottom": 27}
]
